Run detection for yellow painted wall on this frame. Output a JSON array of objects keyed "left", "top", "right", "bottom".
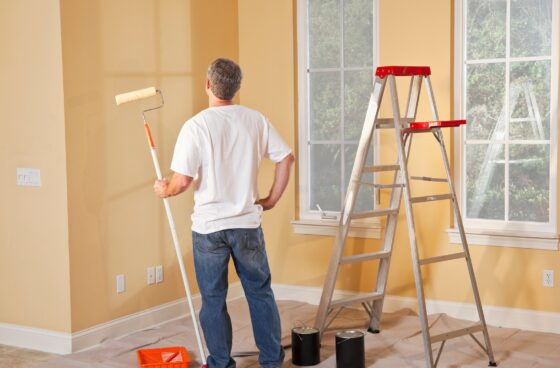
[
  {"left": 0, "top": 1, "right": 71, "bottom": 332},
  {"left": 239, "top": 0, "right": 560, "bottom": 314},
  {"left": 60, "top": 0, "right": 239, "bottom": 331},
  {"left": 1, "top": 0, "right": 558, "bottom": 339}
]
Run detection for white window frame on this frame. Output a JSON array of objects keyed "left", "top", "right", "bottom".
[
  {"left": 292, "top": 0, "right": 381, "bottom": 238},
  {"left": 451, "top": 0, "right": 560, "bottom": 249}
]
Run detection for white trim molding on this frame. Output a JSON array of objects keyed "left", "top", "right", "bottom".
[
  {"left": 0, "top": 283, "right": 245, "bottom": 355},
  {"left": 4, "top": 282, "right": 560, "bottom": 355},
  {"left": 447, "top": 227, "right": 560, "bottom": 250},
  {"left": 291, "top": 219, "right": 381, "bottom": 238},
  {"left": 0, "top": 322, "right": 71, "bottom": 355},
  {"left": 272, "top": 283, "right": 560, "bottom": 334}
]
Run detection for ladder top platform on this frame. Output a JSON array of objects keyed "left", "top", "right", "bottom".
[
  {"left": 375, "top": 66, "right": 431, "bottom": 78},
  {"left": 409, "top": 120, "right": 466, "bottom": 130}
]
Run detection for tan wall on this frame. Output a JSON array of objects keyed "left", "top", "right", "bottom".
[
  {"left": 239, "top": 0, "right": 560, "bottom": 313},
  {"left": 0, "top": 1, "right": 71, "bottom": 332},
  {"left": 60, "top": 0, "right": 239, "bottom": 332},
  {"left": 1, "top": 0, "right": 558, "bottom": 338}
]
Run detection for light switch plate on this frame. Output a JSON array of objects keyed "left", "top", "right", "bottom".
[{"left": 17, "top": 168, "right": 41, "bottom": 187}]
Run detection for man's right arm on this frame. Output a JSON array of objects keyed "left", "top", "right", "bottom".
[{"left": 258, "top": 153, "right": 295, "bottom": 211}]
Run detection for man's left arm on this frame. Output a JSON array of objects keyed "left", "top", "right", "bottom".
[{"left": 154, "top": 172, "right": 193, "bottom": 198}]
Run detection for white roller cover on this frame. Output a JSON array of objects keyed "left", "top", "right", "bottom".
[{"left": 115, "top": 87, "right": 157, "bottom": 105}]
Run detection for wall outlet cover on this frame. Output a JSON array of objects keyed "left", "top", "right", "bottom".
[
  {"left": 544, "top": 270, "right": 554, "bottom": 288},
  {"left": 147, "top": 267, "right": 155, "bottom": 285},
  {"left": 156, "top": 265, "right": 163, "bottom": 284},
  {"left": 116, "top": 274, "right": 125, "bottom": 293}
]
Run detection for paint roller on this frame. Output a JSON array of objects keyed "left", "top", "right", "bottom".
[
  {"left": 115, "top": 87, "right": 157, "bottom": 106},
  {"left": 115, "top": 87, "right": 208, "bottom": 368}
]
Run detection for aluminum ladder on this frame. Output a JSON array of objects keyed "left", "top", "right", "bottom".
[{"left": 313, "top": 66, "right": 497, "bottom": 368}]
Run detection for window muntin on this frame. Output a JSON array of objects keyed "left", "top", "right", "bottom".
[
  {"left": 300, "top": 0, "right": 377, "bottom": 219},
  {"left": 460, "top": 0, "right": 557, "bottom": 231}
]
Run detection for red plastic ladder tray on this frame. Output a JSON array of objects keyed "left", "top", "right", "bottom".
[
  {"left": 409, "top": 120, "right": 466, "bottom": 130},
  {"left": 375, "top": 66, "right": 431, "bottom": 78}
]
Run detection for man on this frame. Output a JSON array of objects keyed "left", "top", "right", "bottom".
[{"left": 154, "top": 58, "right": 294, "bottom": 368}]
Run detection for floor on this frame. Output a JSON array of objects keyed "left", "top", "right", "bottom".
[
  {"left": 0, "top": 344, "right": 56, "bottom": 368},
  {"left": 6, "top": 299, "right": 560, "bottom": 367}
]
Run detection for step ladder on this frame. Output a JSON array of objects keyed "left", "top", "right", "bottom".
[{"left": 313, "top": 66, "right": 497, "bottom": 368}]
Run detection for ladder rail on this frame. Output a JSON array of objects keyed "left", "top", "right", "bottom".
[
  {"left": 368, "top": 74, "right": 421, "bottom": 332},
  {"left": 314, "top": 77, "right": 386, "bottom": 335},
  {"left": 424, "top": 75, "right": 496, "bottom": 365},
  {"left": 388, "top": 75, "right": 435, "bottom": 368}
]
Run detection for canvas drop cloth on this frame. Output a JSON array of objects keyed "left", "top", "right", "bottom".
[{"left": 36, "top": 299, "right": 560, "bottom": 367}]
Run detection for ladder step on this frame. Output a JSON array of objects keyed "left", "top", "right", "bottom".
[
  {"left": 362, "top": 164, "right": 400, "bottom": 173},
  {"left": 354, "top": 180, "right": 404, "bottom": 189},
  {"left": 330, "top": 292, "right": 384, "bottom": 309},
  {"left": 351, "top": 208, "right": 398, "bottom": 219},
  {"left": 410, "top": 193, "right": 453, "bottom": 203},
  {"left": 411, "top": 176, "right": 448, "bottom": 183},
  {"left": 430, "top": 323, "right": 484, "bottom": 344},
  {"left": 419, "top": 252, "right": 466, "bottom": 266},
  {"left": 375, "top": 118, "right": 414, "bottom": 129},
  {"left": 340, "top": 250, "right": 391, "bottom": 265},
  {"left": 373, "top": 183, "right": 405, "bottom": 189}
]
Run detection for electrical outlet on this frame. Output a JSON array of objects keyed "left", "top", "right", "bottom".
[
  {"left": 147, "top": 267, "right": 155, "bottom": 285},
  {"left": 156, "top": 265, "right": 163, "bottom": 283},
  {"left": 116, "top": 274, "right": 125, "bottom": 293},
  {"left": 543, "top": 270, "right": 554, "bottom": 288}
]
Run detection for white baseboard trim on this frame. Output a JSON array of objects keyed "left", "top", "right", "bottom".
[
  {"left": 0, "top": 322, "right": 71, "bottom": 354},
  {"left": 4, "top": 282, "right": 559, "bottom": 355},
  {"left": 272, "top": 283, "right": 560, "bottom": 334},
  {"left": 0, "top": 283, "right": 245, "bottom": 355}
]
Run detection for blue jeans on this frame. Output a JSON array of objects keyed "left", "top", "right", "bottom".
[{"left": 192, "top": 227, "right": 284, "bottom": 368}]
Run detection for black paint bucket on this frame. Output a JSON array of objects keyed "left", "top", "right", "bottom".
[
  {"left": 335, "top": 330, "right": 365, "bottom": 368},
  {"left": 291, "top": 326, "right": 320, "bottom": 366}
]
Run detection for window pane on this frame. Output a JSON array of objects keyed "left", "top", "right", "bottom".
[
  {"left": 309, "top": 0, "right": 340, "bottom": 69},
  {"left": 310, "top": 144, "right": 341, "bottom": 211},
  {"left": 344, "top": 144, "right": 374, "bottom": 212},
  {"left": 343, "top": 0, "right": 373, "bottom": 67},
  {"left": 344, "top": 70, "right": 373, "bottom": 141},
  {"left": 466, "top": 143, "right": 505, "bottom": 220},
  {"left": 510, "top": 0, "right": 552, "bottom": 57},
  {"left": 509, "top": 144, "right": 550, "bottom": 222},
  {"left": 509, "top": 60, "right": 551, "bottom": 140},
  {"left": 310, "top": 72, "right": 341, "bottom": 140},
  {"left": 466, "top": 63, "right": 506, "bottom": 140},
  {"left": 466, "top": 0, "right": 506, "bottom": 60}
]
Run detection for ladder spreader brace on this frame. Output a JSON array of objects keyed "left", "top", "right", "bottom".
[{"left": 314, "top": 66, "right": 497, "bottom": 368}]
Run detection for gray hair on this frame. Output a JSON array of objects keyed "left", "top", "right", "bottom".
[{"left": 207, "top": 58, "right": 243, "bottom": 100}]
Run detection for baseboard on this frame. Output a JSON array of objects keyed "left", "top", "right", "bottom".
[
  {"left": 4, "top": 282, "right": 559, "bottom": 355},
  {"left": 0, "top": 282, "right": 245, "bottom": 354},
  {"left": 272, "top": 283, "right": 560, "bottom": 334},
  {"left": 72, "top": 282, "right": 246, "bottom": 353},
  {"left": 0, "top": 322, "right": 71, "bottom": 354}
]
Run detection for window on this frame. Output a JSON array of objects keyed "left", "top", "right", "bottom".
[
  {"left": 295, "top": 0, "right": 378, "bottom": 233},
  {"left": 453, "top": 0, "right": 559, "bottom": 248}
]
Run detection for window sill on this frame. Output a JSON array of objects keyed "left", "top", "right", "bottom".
[
  {"left": 291, "top": 219, "right": 381, "bottom": 239},
  {"left": 446, "top": 228, "right": 559, "bottom": 251}
]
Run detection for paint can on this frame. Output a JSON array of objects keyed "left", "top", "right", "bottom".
[
  {"left": 291, "top": 326, "right": 320, "bottom": 366},
  {"left": 335, "top": 330, "right": 365, "bottom": 368}
]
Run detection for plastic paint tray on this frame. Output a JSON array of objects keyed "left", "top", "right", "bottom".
[{"left": 137, "top": 346, "right": 191, "bottom": 368}]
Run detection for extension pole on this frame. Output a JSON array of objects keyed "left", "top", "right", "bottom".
[
  {"left": 143, "top": 119, "right": 208, "bottom": 368},
  {"left": 115, "top": 87, "right": 208, "bottom": 367}
]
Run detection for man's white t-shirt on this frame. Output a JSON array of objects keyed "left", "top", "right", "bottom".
[{"left": 171, "top": 105, "right": 292, "bottom": 234}]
